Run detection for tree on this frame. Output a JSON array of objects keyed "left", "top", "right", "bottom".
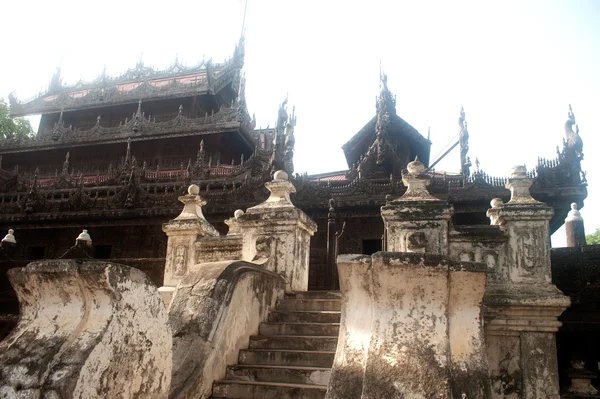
[
  {"left": 0, "top": 98, "right": 34, "bottom": 140},
  {"left": 586, "top": 228, "right": 600, "bottom": 245}
]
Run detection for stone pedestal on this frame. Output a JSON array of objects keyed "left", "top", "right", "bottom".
[
  {"left": 226, "top": 171, "right": 316, "bottom": 292},
  {"left": 485, "top": 165, "right": 570, "bottom": 399},
  {"left": 330, "top": 252, "right": 490, "bottom": 399},
  {"left": 160, "top": 184, "right": 219, "bottom": 305},
  {"left": 381, "top": 158, "right": 453, "bottom": 254}
]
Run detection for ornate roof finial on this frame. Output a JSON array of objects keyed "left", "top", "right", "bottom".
[
  {"left": 125, "top": 137, "right": 132, "bottom": 163},
  {"left": 568, "top": 104, "right": 576, "bottom": 124},
  {"left": 458, "top": 106, "right": 471, "bottom": 178},
  {"left": 427, "top": 126, "right": 431, "bottom": 141},
  {"left": 49, "top": 66, "right": 63, "bottom": 93},
  {"left": 277, "top": 96, "right": 289, "bottom": 131},
  {"left": 564, "top": 104, "right": 583, "bottom": 158},
  {"left": 376, "top": 70, "right": 396, "bottom": 116},
  {"left": 62, "top": 152, "right": 70, "bottom": 176}
]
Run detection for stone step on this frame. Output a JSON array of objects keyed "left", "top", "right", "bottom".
[
  {"left": 249, "top": 335, "right": 338, "bottom": 351},
  {"left": 276, "top": 299, "right": 341, "bottom": 311},
  {"left": 268, "top": 310, "right": 341, "bottom": 323},
  {"left": 259, "top": 322, "right": 340, "bottom": 336},
  {"left": 285, "top": 291, "right": 342, "bottom": 300},
  {"left": 212, "top": 380, "right": 327, "bottom": 399},
  {"left": 238, "top": 349, "right": 335, "bottom": 368},
  {"left": 225, "top": 364, "right": 331, "bottom": 386}
]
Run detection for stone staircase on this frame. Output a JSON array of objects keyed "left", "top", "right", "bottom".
[{"left": 211, "top": 291, "right": 341, "bottom": 399}]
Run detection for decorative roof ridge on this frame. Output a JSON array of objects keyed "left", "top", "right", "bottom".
[
  {"left": 0, "top": 102, "right": 251, "bottom": 151},
  {"left": 9, "top": 37, "right": 245, "bottom": 113}
]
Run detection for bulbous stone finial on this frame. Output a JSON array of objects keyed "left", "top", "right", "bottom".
[
  {"left": 565, "top": 202, "right": 583, "bottom": 222},
  {"left": 506, "top": 165, "right": 539, "bottom": 204},
  {"left": 234, "top": 209, "right": 244, "bottom": 219},
  {"left": 188, "top": 184, "right": 200, "bottom": 195},
  {"left": 407, "top": 156, "right": 425, "bottom": 176},
  {"left": 273, "top": 170, "right": 289, "bottom": 181},
  {"left": 490, "top": 198, "right": 504, "bottom": 209},
  {"left": 76, "top": 229, "right": 92, "bottom": 246},
  {"left": 2, "top": 229, "right": 16, "bottom": 245}
]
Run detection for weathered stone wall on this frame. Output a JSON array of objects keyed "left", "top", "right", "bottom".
[
  {"left": 168, "top": 260, "right": 285, "bottom": 399},
  {"left": 0, "top": 259, "right": 172, "bottom": 399}
]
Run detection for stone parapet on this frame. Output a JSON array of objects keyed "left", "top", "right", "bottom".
[
  {"left": 168, "top": 260, "right": 285, "bottom": 399},
  {"left": 0, "top": 259, "right": 172, "bottom": 399}
]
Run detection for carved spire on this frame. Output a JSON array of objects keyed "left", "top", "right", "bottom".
[
  {"left": 196, "top": 139, "right": 205, "bottom": 167},
  {"left": 277, "top": 96, "right": 288, "bottom": 131},
  {"left": 133, "top": 100, "right": 143, "bottom": 132},
  {"left": 233, "top": 29, "right": 246, "bottom": 68},
  {"left": 376, "top": 72, "right": 396, "bottom": 116},
  {"left": 52, "top": 110, "right": 65, "bottom": 140},
  {"left": 125, "top": 138, "right": 132, "bottom": 164},
  {"left": 284, "top": 105, "right": 296, "bottom": 175},
  {"left": 48, "top": 66, "right": 63, "bottom": 93},
  {"left": 62, "top": 152, "right": 70, "bottom": 176},
  {"left": 458, "top": 106, "right": 471, "bottom": 178}
]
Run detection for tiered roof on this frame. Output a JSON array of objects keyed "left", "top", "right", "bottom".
[
  {"left": 342, "top": 74, "right": 431, "bottom": 174},
  {"left": 9, "top": 38, "right": 245, "bottom": 116}
]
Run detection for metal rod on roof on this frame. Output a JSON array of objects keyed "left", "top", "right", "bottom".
[{"left": 425, "top": 139, "right": 460, "bottom": 172}]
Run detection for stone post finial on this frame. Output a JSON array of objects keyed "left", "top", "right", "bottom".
[
  {"left": 188, "top": 184, "right": 199, "bottom": 195},
  {"left": 174, "top": 185, "right": 210, "bottom": 221},
  {"left": 487, "top": 198, "right": 504, "bottom": 225},
  {"left": 76, "top": 229, "right": 92, "bottom": 247},
  {"left": 273, "top": 170, "right": 288, "bottom": 181},
  {"left": 398, "top": 157, "right": 438, "bottom": 201},
  {"left": 566, "top": 202, "right": 582, "bottom": 221},
  {"left": 234, "top": 209, "right": 244, "bottom": 219},
  {"left": 257, "top": 170, "right": 296, "bottom": 208},
  {"left": 1, "top": 229, "right": 16, "bottom": 246},
  {"left": 506, "top": 165, "right": 539, "bottom": 204}
]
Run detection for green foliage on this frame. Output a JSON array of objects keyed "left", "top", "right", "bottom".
[
  {"left": 586, "top": 228, "right": 600, "bottom": 245},
  {"left": 0, "top": 98, "right": 34, "bottom": 140}
]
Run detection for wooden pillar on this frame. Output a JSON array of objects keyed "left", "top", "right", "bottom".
[{"left": 326, "top": 199, "right": 337, "bottom": 290}]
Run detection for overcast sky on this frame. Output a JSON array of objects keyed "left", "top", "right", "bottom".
[{"left": 1, "top": 0, "right": 599, "bottom": 245}]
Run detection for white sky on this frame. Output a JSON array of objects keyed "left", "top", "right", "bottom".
[{"left": 1, "top": 0, "right": 599, "bottom": 246}]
